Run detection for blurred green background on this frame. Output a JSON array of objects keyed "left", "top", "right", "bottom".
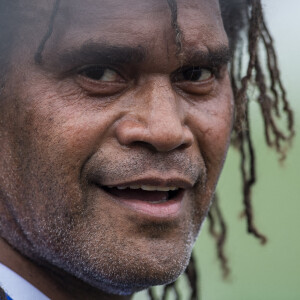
[{"left": 134, "top": 0, "right": 300, "bottom": 299}]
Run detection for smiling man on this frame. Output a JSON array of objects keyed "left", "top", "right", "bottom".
[{"left": 0, "top": 0, "right": 294, "bottom": 299}]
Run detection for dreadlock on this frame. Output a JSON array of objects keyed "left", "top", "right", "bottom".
[
  {"left": 166, "top": 0, "right": 182, "bottom": 55},
  {"left": 7, "top": 0, "right": 295, "bottom": 299},
  {"left": 226, "top": 0, "right": 294, "bottom": 243},
  {"left": 34, "top": 0, "right": 61, "bottom": 64}
]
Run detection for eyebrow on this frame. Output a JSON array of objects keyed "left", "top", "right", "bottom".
[
  {"left": 50, "top": 42, "right": 230, "bottom": 72},
  {"left": 53, "top": 42, "right": 147, "bottom": 70},
  {"left": 181, "top": 45, "right": 231, "bottom": 68}
]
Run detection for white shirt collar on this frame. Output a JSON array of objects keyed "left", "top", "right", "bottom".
[{"left": 0, "top": 262, "right": 50, "bottom": 300}]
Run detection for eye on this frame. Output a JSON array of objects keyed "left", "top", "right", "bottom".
[
  {"left": 183, "top": 67, "right": 212, "bottom": 81},
  {"left": 174, "top": 66, "right": 213, "bottom": 82},
  {"left": 76, "top": 66, "right": 127, "bottom": 96},
  {"left": 172, "top": 66, "right": 216, "bottom": 96},
  {"left": 79, "top": 66, "right": 124, "bottom": 82}
]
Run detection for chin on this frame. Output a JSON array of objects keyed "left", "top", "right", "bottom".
[
  {"left": 56, "top": 240, "right": 194, "bottom": 296},
  {"left": 86, "top": 256, "right": 191, "bottom": 296}
]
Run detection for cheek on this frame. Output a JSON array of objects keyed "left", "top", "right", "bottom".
[
  {"left": 3, "top": 83, "right": 125, "bottom": 218},
  {"left": 16, "top": 82, "right": 122, "bottom": 169},
  {"left": 185, "top": 91, "right": 233, "bottom": 235},
  {"left": 187, "top": 92, "right": 234, "bottom": 181}
]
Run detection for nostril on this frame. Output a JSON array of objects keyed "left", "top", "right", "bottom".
[
  {"left": 130, "top": 141, "right": 158, "bottom": 152},
  {"left": 115, "top": 119, "right": 147, "bottom": 146},
  {"left": 176, "top": 142, "right": 191, "bottom": 151}
]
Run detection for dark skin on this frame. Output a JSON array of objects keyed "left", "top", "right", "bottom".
[{"left": 0, "top": 0, "right": 233, "bottom": 299}]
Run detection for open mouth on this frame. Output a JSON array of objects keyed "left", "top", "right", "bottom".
[
  {"left": 102, "top": 185, "right": 182, "bottom": 204},
  {"left": 92, "top": 177, "right": 191, "bottom": 218}
]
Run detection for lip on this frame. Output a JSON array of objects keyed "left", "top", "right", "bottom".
[
  {"left": 99, "top": 176, "right": 194, "bottom": 190},
  {"left": 106, "top": 189, "right": 185, "bottom": 219},
  {"left": 94, "top": 176, "right": 192, "bottom": 220}
]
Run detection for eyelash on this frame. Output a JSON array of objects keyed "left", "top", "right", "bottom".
[
  {"left": 77, "top": 65, "right": 220, "bottom": 83},
  {"left": 78, "top": 65, "right": 125, "bottom": 82},
  {"left": 172, "top": 66, "right": 215, "bottom": 82}
]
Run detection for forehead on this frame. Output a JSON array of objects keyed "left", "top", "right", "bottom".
[
  {"left": 15, "top": 0, "right": 227, "bottom": 61},
  {"left": 59, "top": 0, "right": 223, "bottom": 34}
]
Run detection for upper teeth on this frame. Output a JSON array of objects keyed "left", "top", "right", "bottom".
[{"left": 107, "top": 185, "right": 178, "bottom": 192}]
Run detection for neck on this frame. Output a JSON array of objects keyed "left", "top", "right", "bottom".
[{"left": 0, "top": 238, "right": 131, "bottom": 300}]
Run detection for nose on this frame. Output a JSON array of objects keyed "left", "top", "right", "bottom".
[{"left": 115, "top": 77, "right": 194, "bottom": 152}]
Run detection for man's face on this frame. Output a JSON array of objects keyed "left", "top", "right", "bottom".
[{"left": 0, "top": 0, "right": 233, "bottom": 295}]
